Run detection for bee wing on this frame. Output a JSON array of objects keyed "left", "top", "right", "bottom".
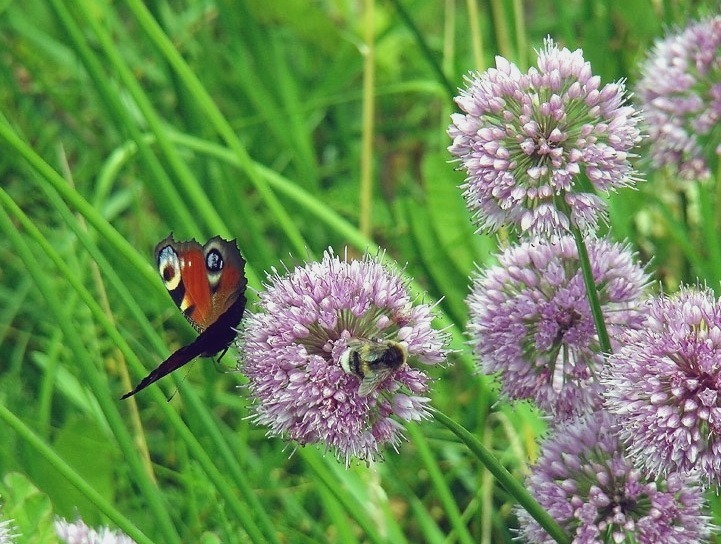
[{"left": 356, "top": 366, "right": 397, "bottom": 397}]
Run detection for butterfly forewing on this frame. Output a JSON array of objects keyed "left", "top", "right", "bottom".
[{"left": 203, "top": 236, "right": 247, "bottom": 325}]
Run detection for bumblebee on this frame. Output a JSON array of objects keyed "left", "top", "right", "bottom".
[{"left": 339, "top": 338, "right": 408, "bottom": 396}]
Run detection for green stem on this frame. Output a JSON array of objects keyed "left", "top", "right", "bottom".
[
  {"left": 465, "top": 0, "right": 486, "bottom": 72},
  {"left": 490, "top": 0, "right": 513, "bottom": 60},
  {"left": 388, "top": 0, "right": 456, "bottom": 101},
  {"left": 699, "top": 181, "right": 721, "bottom": 285},
  {"left": 569, "top": 224, "right": 612, "bottom": 355},
  {"left": 702, "top": 167, "right": 721, "bottom": 286},
  {"left": 512, "top": 0, "right": 528, "bottom": 70},
  {"left": 433, "top": 410, "right": 570, "bottom": 544},
  {"left": 651, "top": 194, "right": 710, "bottom": 280},
  {"left": 359, "top": 0, "right": 376, "bottom": 238},
  {"left": 406, "top": 423, "right": 476, "bottom": 544},
  {"left": 299, "top": 451, "right": 386, "bottom": 544}
]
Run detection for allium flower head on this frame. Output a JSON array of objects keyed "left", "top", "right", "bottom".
[
  {"left": 54, "top": 518, "right": 135, "bottom": 544},
  {"left": 467, "top": 236, "right": 648, "bottom": 418},
  {"left": 449, "top": 38, "right": 641, "bottom": 235},
  {"left": 636, "top": 16, "right": 721, "bottom": 179},
  {"left": 603, "top": 286, "right": 721, "bottom": 485},
  {"left": 517, "top": 411, "right": 711, "bottom": 544},
  {"left": 241, "top": 249, "right": 448, "bottom": 464}
]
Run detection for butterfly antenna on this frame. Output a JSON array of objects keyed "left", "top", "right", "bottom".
[
  {"left": 167, "top": 387, "right": 179, "bottom": 403},
  {"left": 166, "top": 360, "right": 197, "bottom": 402}
]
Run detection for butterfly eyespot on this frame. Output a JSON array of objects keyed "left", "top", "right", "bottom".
[
  {"left": 206, "top": 249, "right": 224, "bottom": 272},
  {"left": 157, "top": 246, "right": 181, "bottom": 291},
  {"left": 162, "top": 266, "right": 175, "bottom": 282}
]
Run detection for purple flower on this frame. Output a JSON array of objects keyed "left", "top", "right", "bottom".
[
  {"left": 0, "top": 510, "right": 18, "bottom": 544},
  {"left": 467, "top": 236, "right": 648, "bottom": 418},
  {"left": 636, "top": 17, "right": 721, "bottom": 179},
  {"left": 517, "top": 411, "right": 712, "bottom": 544},
  {"left": 241, "top": 249, "right": 449, "bottom": 464},
  {"left": 603, "top": 287, "right": 721, "bottom": 485},
  {"left": 54, "top": 518, "right": 134, "bottom": 544},
  {"left": 448, "top": 38, "right": 641, "bottom": 235}
]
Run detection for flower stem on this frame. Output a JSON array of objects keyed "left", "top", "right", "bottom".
[
  {"left": 359, "top": 0, "right": 376, "bottom": 238},
  {"left": 389, "top": 0, "right": 457, "bottom": 100},
  {"left": 432, "top": 410, "right": 571, "bottom": 544},
  {"left": 464, "top": 0, "right": 485, "bottom": 72},
  {"left": 569, "top": 225, "right": 612, "bottom": 355}
]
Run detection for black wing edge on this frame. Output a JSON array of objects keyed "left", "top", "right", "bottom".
[
  {"left": 120, "top": 337, "right": 207, "bottom": 399},
  {"left": 121, "top": 295, "right": 246, "bottom": 400}
]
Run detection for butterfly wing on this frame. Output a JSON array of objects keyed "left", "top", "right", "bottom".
[
  {"left": 202, "top": 236, "right": 247, "bottom": 326},
  {"left": 122, "top": 235, "right": 247, "bottom": 399},
  {"left": 120, "top": 293, "right": 246, "bottom": 399},
  {"left": 120, "top": 334, "right": 208, "bottom": 400}
]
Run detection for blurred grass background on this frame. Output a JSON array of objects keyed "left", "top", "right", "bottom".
[{"left": 0, "top": 0, "right": 719, "bottom": 542}]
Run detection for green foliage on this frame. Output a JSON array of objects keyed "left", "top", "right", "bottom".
[
  {"left": 0, "top": 0, "right": 718, "bottom": 543},
  {"left": 1, "top": 473, "right": 56, "bottom": 544}
]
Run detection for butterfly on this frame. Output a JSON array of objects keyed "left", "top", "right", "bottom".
[{"left": 121, "top": 235, "right": 247, "bottom": 399}]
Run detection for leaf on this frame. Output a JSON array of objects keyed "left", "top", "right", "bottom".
[
  {"left": 0, "top": 472, "right": 57, "bottom": 544},
  {"left": 422, "top": 151, "right": 496, "bottom": 279},
  {"left": 402, "top": 197, "right": 469, "bottom": 326},
  {"left": 27, "top": 417, "right": 118, "bottom": 525}
]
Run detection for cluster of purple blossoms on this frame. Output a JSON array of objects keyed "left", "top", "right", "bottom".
[
  {"left": 54, "top": 518, "right": 134, "bottom": 544},
  {"left": 603, "top": 287, "right": 721, "bottom": 485},
  {"left": 636, "top": 16, "right": 721, "bottom": 179},
  {"left": 517, "top": 411, "right": 711, "bottom": 544},
  {"left": 241, "top": 249, "right": 448, "bottom": 464},
  {"left": 448, "top": 38, "right": 641, "bottom": 236},
  {"left": 467, "top": 236, "right": 648, "bottom": 418},
  {"left": 446, "top": 28, "right": 721, "bottom": 543}
]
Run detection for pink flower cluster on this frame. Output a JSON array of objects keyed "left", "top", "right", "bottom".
[{"left": 449, "top": 38, "right": 640, "bottom": 235}]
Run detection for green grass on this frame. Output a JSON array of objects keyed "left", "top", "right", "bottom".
[{"left": 0, "top": 0, "right": 719, "bottom": 542}]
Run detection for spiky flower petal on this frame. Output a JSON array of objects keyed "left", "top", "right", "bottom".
[
  {"left": 467, "top": 236, "right": 648, "bottom": 418},
  {"left": 449, "top": 37, "right": 641, "bottom": 235},
  {"left": 603, "top": 287, "right": 721, "bottom": 485},
  {"left": 0, "top": 508, "right": 18, "bottom": 544},
  {"left": 241, "top": 249, "right": 448, "bottom": 464},
  {"left": 517, "top": 411, "right": 712, "bottom": 544},
  {"left": 54, "top": 518, "right": 134, "bottom": 544},
  {"left": 636, "top": 16, "right": 721, "bottom": 179}
]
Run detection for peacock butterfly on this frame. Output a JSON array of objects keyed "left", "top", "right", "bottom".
[{"left": 121, "top": 234, "right": 247, "bottom": 399}]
